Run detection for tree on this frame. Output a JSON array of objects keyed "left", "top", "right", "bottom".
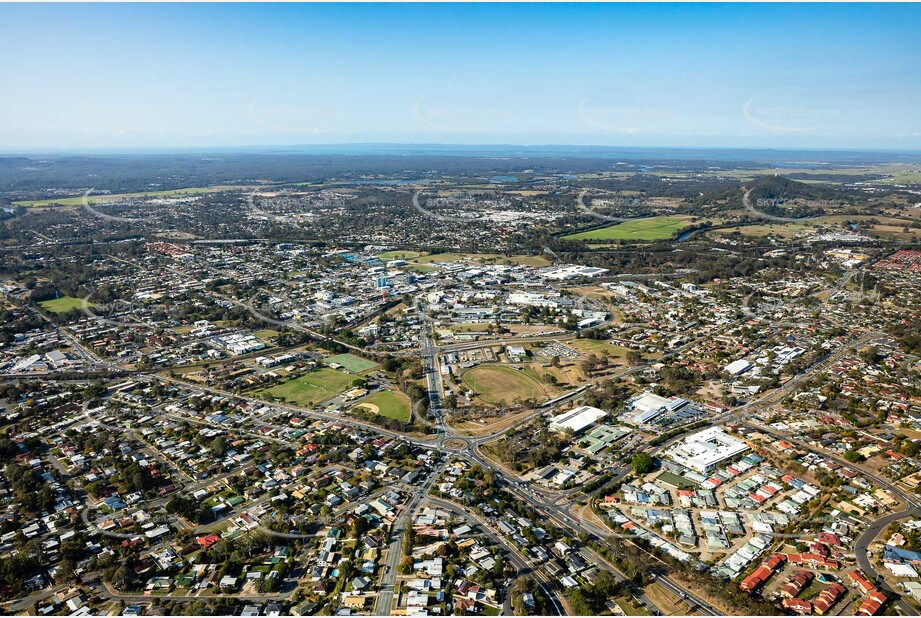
[
  {"left": 630, "top": 453, "right": 654, "bottom": 475},
  {"left": 844, "top": 449, "right": 866, "bottom": 463},
  {"left": 352, "top": 515, "right": 369, "bottom": 537},
  {"left": 859, "top": 346, "right": 879, "bottom": 364}
]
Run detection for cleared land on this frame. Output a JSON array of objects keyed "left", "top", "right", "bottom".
[
  {"left": 15, "top": 185, "right": 250, "bottom": 207},
  {"left": 711, "top": 222, "right": 815, "bottom": 239},
  {"left": 566, "top": 338, "right": 642, "bottom": 361},
  {"left": 253, "top": 329, "right": 280, "bottom": 341},
  {"left": 260, "top": 368, "right": 357, "bottom": 406},
  {"left": 452, "top": 406, "right": 541, "bottom": 437},
  {"left": 712, "top": 214, "right": 921, "bottom": 241},
  {"left": 354, "top": 390, "right": 411, "bottom": 423},
  {"left": 643, "top": 582, "right": 701, "bottom": 616},
  {"left": 376, "top": 250, "right": 422, "bottom": 260},
  {"left": 324, "top": 353, "right": 379, "bottom": 373},
  {"left": 38, "top": 296, "right": 87, "bottom": 313},
  {"left": 563, "top": 216, "right": 693, "bottom": 241},
  {"left": 446, "top": 322, "right": 492, "bottom": 333},
  {"left": 462, "top": 364, "right": 545, "bottom": 404},
  {"left": 615, "top": 598, "right": 651, "bottom": 616}
]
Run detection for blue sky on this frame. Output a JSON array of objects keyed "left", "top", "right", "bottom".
[{"left": 1, "top": 3, "right": 918, "bottom": 151}]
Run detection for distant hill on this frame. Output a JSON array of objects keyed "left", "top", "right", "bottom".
[
  {"left": 747, "top": 175, "right": 848, "bottom": 202},
  {"left": 746, "top": 175, "right": 857, "bottom": 218}
]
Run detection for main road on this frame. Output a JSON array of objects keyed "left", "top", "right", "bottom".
[
  {"left": 423, "top": 496, "right": 565, "bottom": 616},
  {"left": 373, "top": 459, "right": 447, "bottom": 615}
]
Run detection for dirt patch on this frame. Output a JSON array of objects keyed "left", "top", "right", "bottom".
[
  {"left": 643, "top": 582, "right": 701, "bottom": 616},
  {"left": 450, "top": 407, "right": 541, "bottom": 437},
  {"left": 573, "top": 503, "right": 613, "bottom": 533}
]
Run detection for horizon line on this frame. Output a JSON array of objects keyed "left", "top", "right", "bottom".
[{"left": 3, "top": 143, "right": 921, "bottom": 157}]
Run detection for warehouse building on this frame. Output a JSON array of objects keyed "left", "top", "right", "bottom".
[{"left": 549, "top": 405, "right": 607, "bottom": 434}]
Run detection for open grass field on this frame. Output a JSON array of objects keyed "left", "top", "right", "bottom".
[
  {"left": 14, "top": 185, "right": 250, "bottom": 207},
  {"left": 376, "top": 250, "right": 422, "bottom": 260},
  {"left": 710, "top": 222, "right": 815, "bottom": 239},
  {"left": 353, "top": 390, "right": 411, "bottom": 423},
  {"left": 447, "top": 322, "right": 492, "bottom": 333},
  {"left": 253, "top": 329, "right": 279, "bottom": 341},
  {"left": 324, "top": 353, "right": 379, "bottom": 373},
  {"left": 615, "top": 597, "right": 651, "bottom": 616},
  {"left": 524, "top": 362, "right": 584, "bottom": 388},
  {"left": 714, "top": 163, "right": 921, "bottom": 184},
  {"left": 38, "top": 296, "right": 87, "bottom": 313},
  {"left": 260, "top": 368, "right": 356, "bottom": 406},
  {"left": 712, "top": 214, "right": 921, "bottom": 241},
  {"left": 462, "top": 364, "right": 545, "bottom": 404},
  {"left": 566, "top": 338, "right": 639, "bottom": 361},
  {"left": 563, "top": 215, "right": 693, "bottom": 242}
]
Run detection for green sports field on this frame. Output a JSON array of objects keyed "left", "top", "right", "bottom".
[
  {"left": 353, "top": 390, "right": 411, "bottom": 423},
  {"left": 462, "top": 364, "right": 544, "bottom": 404},
  {"left": 38, "top": 296, "right": 87, "bottom": 313},
  {"left": 324, "top": 353, "right": 379, "bottom": 373},
  {"left": 260, "top": 368, "right": 357, "bottom": 406},
  {"left": 563, "top": 216, "right": 692, "bottom": 242}
]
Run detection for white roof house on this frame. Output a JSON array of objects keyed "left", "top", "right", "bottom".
[{"left": 886, "top": 563, "right": 919, "bottom": 578}]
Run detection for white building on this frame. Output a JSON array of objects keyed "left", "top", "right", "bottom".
[
  {"left": 542, "top": 265, "right": 609, "bottom": 280},
  {"left": 549, "top": 405, "right": 607, "bottom": 434},
  {"left": 724, "top": 359, "right": 753, "bottom": 376},
  {"left": 506, "top": 292, "right": 568, "bottom": 309},
  {"left": 667, "top": 427, "right": 749, "bottom": 474},
  {"left": 625, "top": 391, "right": 672, "bottom": 425}
]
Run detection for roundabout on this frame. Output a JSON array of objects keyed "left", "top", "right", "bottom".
[{"left": 442, "top": 438, "right": 470, "bottom": 451}]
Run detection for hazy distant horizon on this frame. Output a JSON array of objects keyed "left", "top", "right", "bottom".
[{"left": 3, "top": 143, "right": 921, "bottom": 162}]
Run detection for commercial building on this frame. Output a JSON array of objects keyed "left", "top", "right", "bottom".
[
  {"left": 724, "top": 359, "right": 753, "bottom": 376},
  {"left": 542, "top": 265, "right": 609, "bottom": 280},
  {"left": 549, "top": 405, "right": 607, "bottom": 434},
  {"left": 626, "top": 392, "right": 672, "bottom": 424},
  {"left": 624, "top": 391, "right": 709, "bottom": 427},
  {"left": 667, "top": 427, "right": 750, "bottom": 474}
]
